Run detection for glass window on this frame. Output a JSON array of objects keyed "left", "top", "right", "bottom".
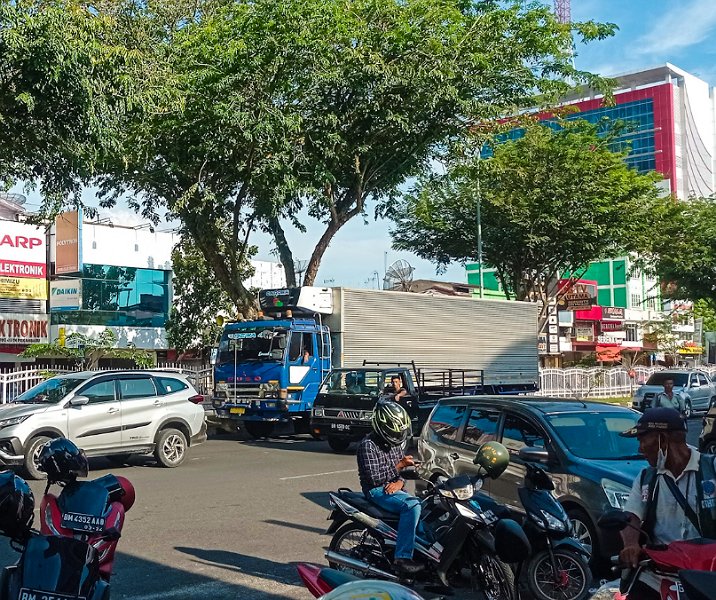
[
  {"left": 546, "top": 412, "right": 640, "bottom": 460},
  {"left": 698, "top": 374, "right": 709, "bottom": 386},
  {"left": 288, "top": 333, "right": 303, "bottom": 362},
  {"left": 320, "top": 370, "right": 381, "bottom": 396},
  {"left": 155, "top": 377, "right": 189, "bottom": 395},
  {"left": 15, "top": 377, "right": 87, "bottom": 405},
  {"left": 646, "top": 372, "right": 689, "bottom": 386},
  {"left": 501, "top": 414, "right": 546, "bottom": 452},
  {"left": 217, "top": 326, "right": 287, "bottom": 364},
  {"left": 463, "top": 409, "right": 500, "bottom": 447},
  {"left": 119, "top": 378, "right": 156, "bottom": 399},
  {"left": 321, "top": 332, "right": 331, "bottom": 359},
  {"left": 429, "top": 404, "right": 466, "bottom": 441},
  {"left": 80, "top": 380, "right": 116, "bottom": 403}
]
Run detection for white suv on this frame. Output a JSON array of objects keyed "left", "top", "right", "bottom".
[{"left": 0, "top": 371, "right": 207, "bottom": 479}]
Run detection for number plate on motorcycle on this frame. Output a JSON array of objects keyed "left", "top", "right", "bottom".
[
  {"left": 60, "top": 511, "right": 106, "bottom": 532},
  {"left": 19, "top": 588, "right": 86, "bottom": 600}
]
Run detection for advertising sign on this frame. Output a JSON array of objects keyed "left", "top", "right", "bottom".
[
  {"left": 0, "top": 277, "right": 47, "bottom": 300},
  {"left": 575, "top": 323, "right": 594, "bottom": 342},
  {"left": 557, "top": 280, "right": 597, "bottom": 311},
  {"left": 601, "top": 321, "right": 624, "bottom": 332},
  {"left": 0, "top": 221, "right": 46, "bottom": 281},
  {"left": 0, "top": 314, "right": 48, "bottom": 344},
  {"left": 50, "top": 280, "right": 82, "bottom": 311},
  {"left": 55, "top": 210, "right": 82, "bottom": 274},
  {"left": 602, "top": 306, "right": 625, "bottom": 321}
]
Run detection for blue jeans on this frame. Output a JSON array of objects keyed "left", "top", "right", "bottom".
[{"left": 367, "top": 486, "right": 421, "bottom": 560}]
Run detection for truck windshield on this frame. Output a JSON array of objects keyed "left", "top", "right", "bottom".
[
  {"left": 321, "top": 370, "right": 382, "bottom": 396},
  {"left": 217, "top": 327, "right": 288, "bottom": 364}
]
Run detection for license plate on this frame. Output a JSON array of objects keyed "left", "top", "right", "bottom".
[
  {"left": 19, "top": 588, "right": 85, "bottom": 600},
  {"left": 331, "top": 423, "right": 350, "bottom": 430},
  {"left": 230, "top": 407, "right": 245, "bottom": 414},
  {"left": 60, "top": 512, "right": 106, "bottom": 532}
]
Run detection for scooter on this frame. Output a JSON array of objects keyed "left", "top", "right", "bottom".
[
  {"left": 598, "top": 509, "right": 716, "bottom": 599},
  {"left": 296, "top": 563, "right": 359, "bottom": 597},
  {"left": 324, "top": 469, "right": 531, "bottom": 600}
]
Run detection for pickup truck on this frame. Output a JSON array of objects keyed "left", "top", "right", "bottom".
[{"left": 310, "top": 362, "right": 484, "bottom": 452}]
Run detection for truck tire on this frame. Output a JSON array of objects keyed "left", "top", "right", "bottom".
[
  {"left": 327, "top": 437, "right": 351, "bottom": 453},
  {"left": 23, "top": 435, "right": 51, "bottom": 480},
  {"left": 244, "top": 422, "right": 274, "bottom": 439}
]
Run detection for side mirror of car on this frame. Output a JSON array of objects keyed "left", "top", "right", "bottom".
[
  {"left": 69, "top": 395, "right": 90, "bottom": 407},
  {"left": 518, "top": 446, "right": 551, "bottom": 463}
]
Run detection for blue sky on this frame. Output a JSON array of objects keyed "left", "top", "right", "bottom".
[{"left": 12, "top": 0, "right": 716, "bottom": 288}]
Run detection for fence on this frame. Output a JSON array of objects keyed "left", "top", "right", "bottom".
[
  {"left": 539, "top": 366, "right": 716, "bottom": 399},
  {"left": 0, "top": 364, "right": 214, "bottom": 403}
]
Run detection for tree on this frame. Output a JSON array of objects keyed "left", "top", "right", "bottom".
[
  {"left": 390, "top": 120, "right": 663, "bottom": 326},
  {"left": 98, "top": 0, "right": 616, "bottom": 302},
  {"left": 694, "top": 299, "right": 716, "bottom": 334},
  {"left": 165, "top": 233, "right": 248, "bottom": 353},
  {"left": 21, "top": 329, "right": 152, "bottom": 370},
  {"left": 0, "top": 0, "right": 159, "bottom": 206}
]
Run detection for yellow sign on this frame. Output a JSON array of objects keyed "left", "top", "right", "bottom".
[
  {"left": 677, "top": 345, "right": 703, "bottom": 355},
  {"left": 0, "top": 276, "right": 47, "bottom": 300},
  {"left": 229, "top": 407, "right": 245, "bottom": 415}
]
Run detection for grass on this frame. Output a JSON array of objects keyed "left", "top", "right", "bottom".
[{"left": 590, "top": 396, "right": 631, "bottom": 406}]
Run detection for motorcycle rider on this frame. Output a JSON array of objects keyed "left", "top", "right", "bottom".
[
  {"left": 619, "top": 407, "right": 716, "bottom": 598},
  {"left": 356, "top": 401, "right": 421, "bottom": 574}
]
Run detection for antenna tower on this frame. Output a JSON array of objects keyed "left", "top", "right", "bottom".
[{"left": 554, "top": 0, "right": 571, "bottom": 24}]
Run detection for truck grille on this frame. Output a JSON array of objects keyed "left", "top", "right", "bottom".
[{"left": 324, "top": 409, "right": 371, "bottom": 420}]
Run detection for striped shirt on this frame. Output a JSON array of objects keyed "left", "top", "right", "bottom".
[{"left": 357, "top": 434, "right": 404, "bottom": 495}]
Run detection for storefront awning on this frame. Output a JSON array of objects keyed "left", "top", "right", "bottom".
[{"left": 596, "top": 345, "right": 622, "bottom": 362}]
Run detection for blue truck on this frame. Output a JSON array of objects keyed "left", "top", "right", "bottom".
[{"left": 211, "top": 286, "right": 540, "bottom": 438}]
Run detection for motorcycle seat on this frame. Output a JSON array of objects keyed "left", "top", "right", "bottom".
[{"left": 336, "top": 491, "right": 400, "bottom": 522}]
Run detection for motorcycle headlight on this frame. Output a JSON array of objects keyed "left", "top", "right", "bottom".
[
  {"left": 540, "top": 509, "right": 567, "bottom": 531},
  {"left": 602, "top": 478, "right": 631, "bottom": 509},
  {"left": 0, "top": 415, "right": 30, "bottom": 428},
  {"left": 439, "top": 483, "right": 473, "bottom": 501},
  {"left": 455, "top": 502, "right": 480, "bottom": 521}
]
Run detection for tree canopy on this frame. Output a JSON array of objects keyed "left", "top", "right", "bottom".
[{"left": 390, "top": 120, "right": 664, "bottom": 318}]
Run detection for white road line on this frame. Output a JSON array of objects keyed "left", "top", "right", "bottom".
[{"left": 280, "top": 468, "right": 356, "bottom": 481}]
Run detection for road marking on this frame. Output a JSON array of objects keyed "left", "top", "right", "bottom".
[{"left": 280, "top": 468, "right": 356, "bottom": 481}]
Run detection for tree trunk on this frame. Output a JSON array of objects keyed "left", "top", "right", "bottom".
[
  {"left": 303, "top": 220, "right": 345, "bottom": 286},
  {"left": 268, "top": 217, "right": 296, "bottom": 287}
]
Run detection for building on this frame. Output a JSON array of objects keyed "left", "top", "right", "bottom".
[{"left": 467, "top": 64, "right": 715, "bottom": 364}]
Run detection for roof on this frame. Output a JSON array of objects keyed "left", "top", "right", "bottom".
[
  {"left": 54, "top": 370, "right": 189, "bottom": 379},
  {"left": 438, "top": 395, "right": 636, "bottom": 415}
]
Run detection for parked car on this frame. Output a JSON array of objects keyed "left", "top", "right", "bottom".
[
  {"left": 416, "top": 396, "right": 646, "bottom": 566},
  {"left": 699, "top": 405, "right": 716, "bottom": 453},
  {"left": 631, "top": 370, "right": 716, "bottom": 417},
  {"left": 0, "top": 370, "right": 207, "bottom": 479}
]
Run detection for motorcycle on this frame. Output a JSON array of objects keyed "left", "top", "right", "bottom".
[
  {"left": 296, "top": 563, "right": 358, "bottom": 597},
  {"left": 296, "top": 565, "right": 429, "bottom": 599},
  {"left": 679, "top": 569, "right": 716, "bottom": 600},
  {"left": 597, "top": 509, "right": 716, "bottom": 600},
  {"left": 324, "top": 469, "right": 531, "bottom": 600}
]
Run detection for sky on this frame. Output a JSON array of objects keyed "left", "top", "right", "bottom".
[{"left": 10, "top": 0, "right": 716, "bottom": 289}]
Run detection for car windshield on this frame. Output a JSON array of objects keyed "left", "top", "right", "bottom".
[
  {"left": 14, "top": 377, "right": 86, "bottom": 404},
  {"left": 546, "top": 411, "right": 641, "bottom": 460},
  {"left": 646, "top": 373, "right": 689, "bottom": 386},
  {"left": 217, "top": 327, "right": 288, "bottom": 364},
  {"left": 320, "top": 370, "right": 382, "bottom": 396}
]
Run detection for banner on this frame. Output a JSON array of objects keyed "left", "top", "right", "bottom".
[
  {"left": 0, "top": 276, "right": 47, "bottom": 300},
  {"left": 55, "top": 210, "right": 82, "bottom": 274},
  {"left": 602, "top": 306, "right": 625, "bottom": 320},
  {"left": 0, "top": 314, "right": 48, "bottom": 344},
  {"left": 0, "top": 221, "right": 46, "bottom": 280},
  {"left": 50, "top": 280, "right": 82, "bottom": 311}
]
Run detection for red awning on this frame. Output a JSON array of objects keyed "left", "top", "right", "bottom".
[{"left": 596, "top": 345, "right": 622, "bottom": 362}]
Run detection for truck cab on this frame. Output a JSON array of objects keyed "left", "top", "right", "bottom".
[{"left": 212, "top": 288, "right": 332, "bottom": 438}]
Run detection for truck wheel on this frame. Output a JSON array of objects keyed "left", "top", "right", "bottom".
[
  {"left": 327, "top": 437, "right": 351, "bottom": 453},
  {"left": 154, "top": 428, "right": 187, "bottom": 468},
  {"left": 23, "top": 435, "right": 51, "bottom": 480},
  {"left": 244, "top": 422, "right": 274, "bottom": 439}
]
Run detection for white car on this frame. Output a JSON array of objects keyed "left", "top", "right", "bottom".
[{"left": 0, "top": 371, "right": 207, "bottom": 479}]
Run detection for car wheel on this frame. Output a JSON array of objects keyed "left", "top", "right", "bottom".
[
  {"left": 154, "top": 428, "right": 188, "bottom": 468},
  {"left": 327, "top": 436, "right": 351, "bottom": 453},
  {"left": 23, "top": 435, "right": 51, "bottom": 480},
  {"left": 566, "top": 507, "right": 597, "bottom": 560},
  {"left": 684, "top": 400, "right": 693, "bottom": 419},
  {"left": 702, "top": 440, "right": 716, "bottom": 454}
]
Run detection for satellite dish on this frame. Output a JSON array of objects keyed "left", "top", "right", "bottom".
[
  {"left": 383, "top": 260, "right": 414, "bottom": 291},
  {"left": 0, "top": 193, "right": 26, "bottom": 206}
]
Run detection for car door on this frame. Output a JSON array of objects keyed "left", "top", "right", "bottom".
[
  {"left": 493, "top": 411, "right": 549, "bottom": 513},
  {"left": 454, "top": 407, "right": 502, "bottom": 496},
  {"left": 67, "top": 377, "right": 122, "bottom": 451},
  {"left": 117, "top": 375, "right": 164, "bottom": 446},
  {"left": 696, "top": 373, "right": 712, "bottom": 410}
]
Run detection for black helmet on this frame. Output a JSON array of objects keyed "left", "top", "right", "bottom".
[
  {"left": 37, "top": 438, "right": 89, "bottom": 482},
  {"left": 473, "top": 441, "right": 509, "bottom": 479},
  {"left": 0, "top": 470, "right": 34, "bottom": 540},
  {"left": 372, "top": 401, "right": 411, "bottom": 447}
]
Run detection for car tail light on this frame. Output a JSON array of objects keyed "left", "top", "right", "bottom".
[{"left": 188, "top": 394, "right": 204, "bottom": 404}]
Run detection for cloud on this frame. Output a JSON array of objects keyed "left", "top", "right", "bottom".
[{"left": 637, "top": 0, "right": 716, "bottom": 55}]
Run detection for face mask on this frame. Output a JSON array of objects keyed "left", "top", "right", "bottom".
[{"left": 656, "top": 436, "right": 668, "bottom": 471}]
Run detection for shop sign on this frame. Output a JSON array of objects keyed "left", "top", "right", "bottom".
[
  {"left": 677, "top": 344, "right": 703, "bottom": 355},
  {"left": 601, "top": 321, "right": 624, "bottom": 332},
  {"left": 557, "top": 284, "right": 597, "bottom": 311},
  {"left": 0, "top": 221, "right": 46, "bottom": 280},
  {"left": 598, "top": 334, "right": 624, "bottom": 344},
  {"left": 539, "top": 303, "right": 560, "bottom": 355},
  {"left": 0, "top": 314, "right": 48, "bottom": 344},
  {"left": 0, "top": 276, "right": 47, "bottom": 300},
  {"left": 55, "top": 210, "right": 83, "bottom": 274},
  {"left": 602, "top": 306, "right": 625, "bottom": 320},
  {"left": 575, "top": 324, "right": 594, "bottom": 342},
  {"left": 50, "top": 280, "right": 82, "bottom": 311}
]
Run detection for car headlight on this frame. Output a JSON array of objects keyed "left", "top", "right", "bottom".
[
  {"left": 455, "top": 502, "right": 480, "bottom": 521},
  {"left": 0, "top": 415, "right": 30, "bottom": 428},
  {"left": 440, "top": 483, "right": 474, "bottom": 501},
  {"left": 313, "top": 408, "right": 324, "bottom": 417},
  {"left": 602, "top": 478, "right": 631, "bottom": 509},
  {"left": 216, "top": 382, "right": 228, "bottom": 392},
  {"left": 361, "top": 411, "right": 373, "bottom": 420}
]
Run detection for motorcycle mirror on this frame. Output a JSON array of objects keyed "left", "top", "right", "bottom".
[
  {"left": 598, "top": 509, "right": 631, "bottom": 531},
  {"left": 401, "top": 467, "right": 419, "bottom": 480}
]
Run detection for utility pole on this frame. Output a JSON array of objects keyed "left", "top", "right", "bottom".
[{"left": 476, "top": 147, "right": 484, "bottom": 299}]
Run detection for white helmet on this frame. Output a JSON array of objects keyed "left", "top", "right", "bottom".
[{"left": 320, "top": 580, "right": 425, "bottom": 600}]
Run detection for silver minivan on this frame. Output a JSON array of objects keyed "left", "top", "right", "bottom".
[
  {"left": 631, "top": 370, "right": 716, "bottom": 417},
  {"left": 0, "top": 371, "right": 207, "bottom": 478}
]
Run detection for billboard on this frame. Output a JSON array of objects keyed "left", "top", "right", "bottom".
[
  {"left": 50, "top": 280, "right": 82, "bottom": 311},
  {"left": 55, "top": 210, "right": 82, "bottom": 274},
  {"left": 0, "top": 314, "right": 49, "bottom": 344},
  {"left": 0, "top": 221, "right": 46, "bottom": 282},
  {"left": 0, "top": 277, "right": 47, "bottom": 300}
]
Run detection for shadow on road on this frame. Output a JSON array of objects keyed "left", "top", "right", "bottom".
[
  {"left": 240, "top": 437, "right": 352, "bottom": 455},
  {"left": 263, "top": 519, "right": 327, "bottom": 535}
]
